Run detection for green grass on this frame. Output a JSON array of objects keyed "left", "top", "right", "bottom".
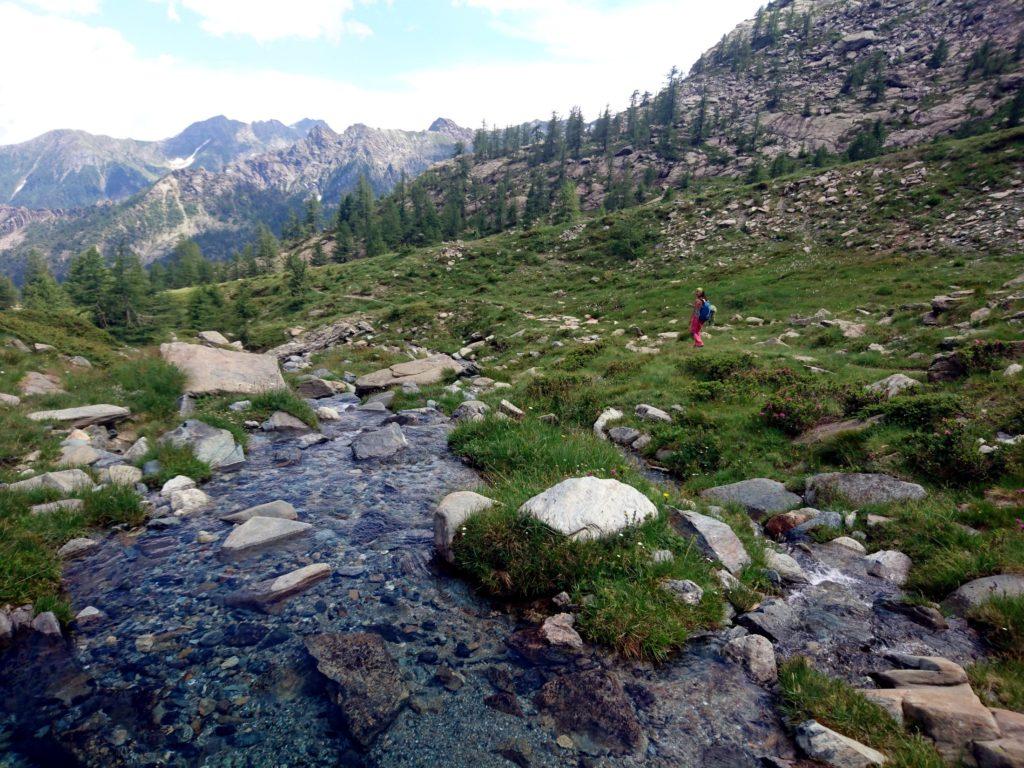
[
  {"left": 778, "top": 657, "right": 946, "bottom": 768},
  {"left": 140, "top": 442, "right": 212, "bottom": 487},
  {"left": 969, "top": 658, "right": 1024, "bottom": 712}
]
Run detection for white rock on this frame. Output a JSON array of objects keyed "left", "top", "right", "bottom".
[
  {"left": 103, "top": 465, "right": 143, "bottom": 486},
  {"left": 123, "top": 436, "right": 150, "bottom": 462},
  {"left": 170, "top": 488, "right": 211, "bottom": 514},
  {"left": 75, "top": 606, "right": 103, "bottom": 624},
  {"left": 864, "top": 550, "right": 912, "bottom": 585},
  {"left": 433, "top": 491, "right": 494, "bottom": 563},
  {"left": 795, "top": 720, "right": 887, "bottom": 767},
  {"left": 221, "top": 516, "right": 312, "bottom": 553},
  {"left": 593, "top": 407, "right": 623, "bottom": 439},
  {"left": 635, "top": 404, "right": 673, "bottom": 423},
  {"left": 316, "top": 406, "right": 341, "bottom": 420},
  {"left": 660, "top": 579, "right": 704, "bottom": 605},
  {"left": 723, "top": 634, "right": 777, "bottom": 684},
  {"left": 7, "top": 469, "right": 92, "bottom": 494},
  {"left": 865, "top": 374, "right": 920, "bottom": 400},
  {"left": 540, "top": 613, "right": 583, "bottom": 649},
  {"left": 160, "top": 342, "right": 286, "bottom": 395},
  {"left": 161, "top": 475, "right": 196, "bottom": 496},
  {"left": 519, "top": 477, "right": 657, "bottom": 541},
  {"left": 31, "top": 611, "right": 62, "bottom": 637},
  {"left": 1005, "top": 363, "right": 1023, "bottom": 378},
  {"left": 831, "top": 536, "right": 867, "bottom": 554}
]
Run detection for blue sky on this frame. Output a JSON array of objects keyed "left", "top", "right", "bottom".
[{"left": 0, "top": 0, "right": 764, "bottom": 144}]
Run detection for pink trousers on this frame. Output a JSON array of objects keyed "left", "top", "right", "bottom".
[{"left": 690, "top": 315, "right": 704, "bottom": 347}]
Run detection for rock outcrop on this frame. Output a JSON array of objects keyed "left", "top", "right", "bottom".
[{"left": 160, "top": 342, "right": 286, "bottom": 395}]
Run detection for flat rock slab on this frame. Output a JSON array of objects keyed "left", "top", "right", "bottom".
[
  {"left": 28, "top": 404, "right": 130, "bottom": 427},
  {"left": 221, "top": 516, "right": 311, "bottom": 553},
  {"left": 354, "top": 354, "right": 463, "bottom": 394},
  {"left": 795, "top": 720, "right": 886, "bottom": 767},
  {"left": 351, "top": 423, "right": 408, "bottom": 460},
  {"left": 519, "top": 476, "right": 657, "bottom": 541},
  {"left": 19, "top": 372, "right": 65, "bottom": 396},
  {"left": 670, "top": 508, "right": 750, "bottom": 574},
  {"left": 700, "top": 478, "right": 801, "bottom": 519},
  {"left": 305, "top": 632, "right": 408, "bottom": 747},
  {"left": 58, "top": 537, "right": 98, "bottom": 560},
  {"left": 31, "top": 498, "right": 84, "bottom": 516},
  {"left": 261, "top": 411, "right": 311, "bottom": 433},
  {"left": 805, "top": 472, "right": 926, "bottom": 507},
  {"left": 232, "top": 563, "right": 331, "bottom": 608},
  {"left": 795, "top": 416, "right": 882, "bottom": 446},
  {"left": 944, "top": 574, "right": 1024, "bottom": 614},
  {"left": 7, "top": 469, "right": 93, "bottom": 494},
  {"left": 222, "top": 500, "right": 297, "bottom": 524},
  {"left": 160, "top": 342, "right": 286, "bottom": 395}
]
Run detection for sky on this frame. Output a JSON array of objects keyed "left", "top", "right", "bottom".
[{"left": 0, "top": 0, "right": 764, "bottom": 145}]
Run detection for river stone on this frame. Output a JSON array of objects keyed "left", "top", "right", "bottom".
[
  {"left": 519, "top": 477, "right": 657, "bottom": 541},
  {"left": 27, "top": 404, "right": 130, "bottom": 428},
  {"left": 635, "top": 404, "right": 672, "bottom": 423},
  {"left": 102, "top": 465, "right": 143, "bottom": 486},
  {"left": 19, "top": 371, "right": 64, "bottom": 396},
  {"left": 316, "top": 406, "right": 341, "bottom": 421},
  {"left": 660, "top": 579, "right": 704, "bottom": 605},
  {"left": 723, "top": 634, "right": 777, "bottom": 684},
  {"left": 351, "top": 423, "right": 408, "bottom": 460},
  {"left": 160, "top": 475, "right": 195, "bottom": 496},
  {"left": 58, "top": 537, "right": 97, "bottom": 559},
  {"left": 222, "top": 516, "right": 312, "bottom": 552},
  {"left": 295, "top": 378, "right": 333, "bottom": 399},
  {"left": 737, "top": 598, "right": 797, "bottom": 643},
  {"left": 805, "top": 473, "right": 926, "bottom": 507},
  {"left": 433, "top": 491, "right": 494, "bottom": 563},
  {"left": 864, "top": 550, "right": 912, "bottom": 585},
  {"left": 31, "top": 611, "right": 62, "bottom": 638},
  {"left": 765, "top": 509, "right": 815, "bottom": 539},
  {"left": 593, "top": 407, "right": 623, "bottom": 439},
  {"left": 765, "top": 549, "right": 809, "bottom": 584},
  {"left": 540, "top": 613, "right": 583, "bottom": 649},
  {"left": 534, "top": 669, "right": 645, "bottom": 756},
  {"left": 700, "top": 478, "right": 801, "bottom": 520},
  {"left": 58, "top": 443, "right": 101, "bottom": 467},
  {"left": 607, "top": 426, "right": 642, "bottom": 446},
  {"left": 305, "top": 632, "right": 409, "bottom": 747},
  {"left": 452, "top": 400, "right": 489, "bottom": 423},
  {"left": 197, "top": 330, "right": 231, "bottom": 346},
  {"left": 170, "top": 488, "right": 211, "bottom": 514},
  {"left": 240, "top": 563, "right": 331, "bottom": 606},
  {"left": 865, "top": 373, "right": 921, "bottom": 400},
  {"left": 7, "top": 469, "right": 93, "bottom": 494},
  {"left": 873, "top": 654, "right": 968, "bottom": 687},
  {"left": 222, "top": 500, "right": 297, "bottom": 524},
  {"left": 32, "top": 498, "right": 84, "bottom": 516},
  {"left": 159, "top": 419, "right": 245, "bottom": 470},
  {"left": 795, "top": 720, "right": 887, "bottom": 767},
  {"left": 669, "top": 508, "right": 750, "bottom": 574},
  {"left": 354, "top": 354, "right": 464, "bottom": 394},
  {"left": 160, "top": 342, "right": 286, "bottom": 395},
  {"left": 123, "top": 436, "right": 150, "bottom": 462},
  {"left": 944, "top": 575, "right": 1024, "bottom": 614},
  {"left": 831, "top": 536, "right": 867, "bottom": 554},
  {"left": 261, "top": 410, "right": 311, "bottom": 433}
]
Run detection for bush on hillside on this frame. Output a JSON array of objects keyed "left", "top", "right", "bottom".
[
  {"left": 869, "top": 392, "right": 964, "bottom": 429},
  {"left": 522, "top": 373, "right": 603, "bottom": 427},
  {"left": 902, "top": 419, "right": 1003, "bottom": 485}
]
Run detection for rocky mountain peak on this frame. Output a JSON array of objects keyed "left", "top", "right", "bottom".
[{"left": 427, "top": 117, "right": 464, "bottom": 136}]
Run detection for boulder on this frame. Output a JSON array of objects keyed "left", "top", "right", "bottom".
[
  {"left": 700, "top": 478, "right": 801, "bottom": 520},
  {"left": 795, "top": 720, "right": 886, "bottom": 767},
  {"left": 670, "top": 509, "right": 750, "bottom": 575},
  {"left": 540, "top": 613, "right": 584, "bottom": 649},
  {"left": 221, "top": 516, "right": 312, "bottom": 553},
  {"left": 534, "top": 669, "right": 645, "bottom": 756},
  {"left": 795, "top": 417, "right": 882, "bottom": 446},
  {"left": 316, "top": 406, "right": 341, "bottom": 421},
  {"left": 831, "top": 536, "right": 867, "bottom": 554},
  {"left": 944, "top": 575, "right": 1024, "bottom": 614},
  {"left": 170, "top": 488, "right": 210, "bottom": 514},
  {"left": 160, "top": 342, "right": 286, "bottom": 395},
  {"left": 261, "top": 410, "right": 311, "bottom": 433},
  {"left": 974, "top": 739, "right": 1024, "bottom": 768},
  {"left": 235, "top": 563, "right": 331, "bottom": 607},
  {"left": 159, "top": 419, "right": 245, "bottom": 470},
  {"left": 58, "top": 537, "right": 98, "bottom": 560},
  {"left": 224, "top": 501, "right": 299, "bottom": 528},
  {"left": 723, "top": 634, "right": 777, "bottom": 684},
  {"left": 765, "top": 509, "right": 815, "bottom": 539},
  {"left": 351, "top": 423, "right": 408, "bottom": 460},
  {"left": 608, "top": 426, "right": 642, "bottom": 446},
  {"left": 866, "top": 374, "right": 920, "bottom": 400},
  {"left": 765, "top": 549, "right": 809, "bottom": 584},
  {"left": 160, "top": 475, "right": 195, "bottom": 495},
  {"left": 18, "top": 371, "right": 64, "bottom": 396},
  {"left": 660, "top": 579, "right": 704, "bottom": 605},
  {"left": 58, "top": 444, "right": 101, "bottom": 467},
  {"left": 433, "top": 491, "right": 494, "bottom": 563},
  {"left": 0, "top": 393, "right": 21, "bottom": 407},
  {"left": 737, "top": 598, "right": 797, "bottom": 642},
  {"left": 635, "top": 404, "right": 672, "bottom": 424},
  {"left": 354, "top": 354, "right": 464, "bottom": 394},
  {"left": 900, "top": 685, "right": 1001, "bottom": 761},
  {"left": 593, "top": 407, "right": 624, "bottom": 439},
  {"left": 27, "top": 404, "right": 130, "bottom": 427},
  {"left": 295, "top": 378, "right": 334, "bottom": 399},
  {"left": 32, "top": 498, "right": 84, "bottom": 515},
  {"left": 519, "top": 477, "right": 657, "bottom": 541},
  {"left": 864, "top": 550, "right": 912, "bottom": 585},
  {"left": 305, "top": 632, "right": 408, "bottom": 747},
  {"left": 805, "top": 473, "right": 926, "bottom": 507},
  {"left": 7, "top": 469, "right": 92, "bottom": 494},
  {"left": 452, "top": 400, "right": 489, "bottom": 423},
  {"left": 123, "top": 436, "right": 150, "bottom": 462},
  {"left": 498, "top": 399, "right": 525, "bottom": 420},
  {"left": 197, "top": 330, "right": 231, "bottom": 346},
  {"left": 873, "top": 654, "right": 968, "bottom": 688},
  {"left": 99, "top": 465, "right": 143, "bottom": 486}
]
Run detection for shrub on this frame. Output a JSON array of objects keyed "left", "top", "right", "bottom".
[
  {"left": 903, "top": 419, "right": 1003, "bottom": 485},
  {"left": 959, "top": 339, "right": 1012, "bottom": 373},
  {"left": 561, "top": 341, "right": 605, "bottom": 372},
  {"left": 683, "top": 351, "right": 757, "bottom": 381},
  {"left": 644, "top": 424, "right": 722, "bottom": 479},
  {"left": 871, "top": 392, "right": 963, "bottom": 429},
  {"left": 762, "top": 384, "right": 836, "bottom": 435},
  {"left": 522, "top": 373, "right": 603, "bottom": 428}
]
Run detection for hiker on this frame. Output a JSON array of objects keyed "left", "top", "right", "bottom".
[{"left": 691, "top": 288, "right": 710, "bottom": 348}]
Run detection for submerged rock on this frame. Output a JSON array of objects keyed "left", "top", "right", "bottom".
[
  {"left": 222, "top": 499, "right": 297, "bottom": 524},
  {"left": 221, "top": 516, "right": 312, "bottom": 553},
  {"left": 540, "top": 613, "right": 583, "bottom": 649},
  {"left": 351, "top": 423, "right": 408, "bottom": 460}
]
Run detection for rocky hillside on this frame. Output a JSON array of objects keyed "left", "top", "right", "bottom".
[
  {"left": 0, "top": 119, "right": 471, "bottom": 278},
  {"left": 0, "top": 115, "right": 324, "bottom": 210}
]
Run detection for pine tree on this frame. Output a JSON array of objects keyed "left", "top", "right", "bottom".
[
  {"left": 593, "top": 106, "right": 612, "bottom": 153},
  {"left": 20, "top": 251, "right": 68, "bottom": 311},
  {"left": 553, "top": 180, "right": 580, "bottom": 224},
  {"left": 65, "top": 247, "right": 109, "bottom": 309},
  {"left": 0, "top": 275, "right": 18, "bottom": 310},
  {"left": 333, "top": 222, "right": 354, "bottom": 262},
  {"left": 928, "top": 38, "right": 949, "bottom": 70},
  {"left": 311, "top": 240, "right": 327, "bottom": 266},
  {"left": 542, "top": 112, "right": 563, "bottom": 162},
  {"left": 256, "top": 225, "right": 279, "bottom": 272},
  {"left": 378, "top": 199, "right": 404, "bottom": 248},
  {"left": 100, "top": 248, "right": 150, "bottom": 329},
  {"left": 442, "top": 181, "right": 465, "bottom": 239},
  {"left": 304, "top": 196, "right": 323, "bottom": 234},
  {"left": 187, "top": 284, "right": 225, "bottom": 329},
  {"left": 231, "top": 283, "right": 256, "bottom": 343},
  {"left": 284, "top": 252, "right": 310, "bottom": 308},
  {"left": 691, "top": 91, "right": 709, "bottom": 146}
]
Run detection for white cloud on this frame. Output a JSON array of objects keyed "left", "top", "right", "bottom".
[
  {"left": 149, "top": 0, "right": 373, "bottom": 42},
  {"left": 17, "top": 0, "right": 98, "bottom": 14}
]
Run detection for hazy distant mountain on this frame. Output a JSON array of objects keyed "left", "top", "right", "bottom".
[{"left": 0, "top": 116, "right": 325, "bottom": 209}]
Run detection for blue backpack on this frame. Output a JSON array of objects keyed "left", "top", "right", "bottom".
[{"left": 698, "top": 298, "right": 714, "bottom": 323}]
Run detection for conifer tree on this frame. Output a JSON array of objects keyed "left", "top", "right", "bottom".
[
  {"left": 284, "top": 252, "right": 310, "bottom": 308},
  {"left": 20, "top": 251, "right": 68, "bottom": 311},
  {"left": 333, "top": 222, "right": 354, "bottom": 262},
  {"left": 554, "top": 180, "right": 580, "bottom": 224},
  {"left": 565, "top": 107, "right": 584, "bottom": 159},
  {"left": 101, "top": 248, "right": 150, "bottom": 329},
  {"left": 311, "top": 240, "right": 327, "bottom": 266},
  {"left": 65, "top": 246, "right": 109, "bottom": 309},
  {"left": 0, "top": 275, "right": 18, "bottom": 309},
  {"left": 304, "top": 196, "right": 323, "bottom": 234}
]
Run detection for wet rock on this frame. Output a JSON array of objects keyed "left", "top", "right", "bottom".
[
  {"left": 670, "top": 508, "right": 750, "bottom": 574},
  {"left": 635, "top": 403, "right": 672, "bottom": 423},
  {"left": 159, "top": 420, "right": 245, "bottom": 470},
  {"left": 31, "top": 611, "right": 62, "bottom": 638},
  {"left": 74, "top": 606, "right": 103, "bottom": 624},
  {"left": 222, "top": 500, "right": 297, "bottom": 524},
  {"left": 433, "top": 491, "right": 494, "bottom": 563},
  {"left": 737, "top": 598, "right": 797, "bottom": 643},
  {"left": 944, "top": 575, "right": 1024, "bottom": 614},
  {"left": 28, "top": 404, "right": 131, "bottom": 428},
  {"left": 484, "top": 692, "right": 523, "bottom": 717},
  {"left": 297, "top": 433, "right": 328, "bottom": 449},
  {"left": 160, "top": 342, "right": 286, "bottom": 395},
  {"left": 765, "top": 549, "right": 809, "bottom": 584},
  {"left": 355, "top": 354, "right": 465, "bottom": 394},
  {"left": 535, "top": 669, "right": 645, "bottom": 756},
  {"left": 0, "top": 612, "right": 10, "bottom": 643},
  {"left": 876, "top": 598, "right": 948, "bottom": 631},
  {"left": 865, "top": 373, "right": 920, "bottom": 400},
  {"left": 351, "top": 422, "right": 408, "bottom": 460},
  {"left": 305, "top": 632, "right": 409, "bottom": 747},
  {"left": 864, "top": 550, "right": 912, "bottom": 585},
  {"left": 661, "top": 579, "right": 705, "bottom": 605},
  {"left": 261, "top": 410, "right": 311, "bottom": 433},
  {"left": 519, "top": 476, "right": 657, "bottom": 541},
  {"left": 700, "top": 478, "right": 801, "bottom": 520},
  {"left": 232, "top": 563, "right": 331, "bottom": 607},
  {"left": 295, "top": 378, "right": 334, "bottom": 399},
  {"left": 7, "top": 469, "right": 93, "bottom": 494},
  {"left": 19, "top": 371, "right": 65, "bottom": 396},
  {"left": 873, "top": 654, "right": 967, "bottom": 687},
  {"left": 805, "top": 473, "right": 926, "bottom": 507},
  {"left": 795, "top": 720, "right": 886, "bottom": 767},
  {"left": 161, "top": 475, "right": 195, "bottom": 495},
  {"left": 170, "top": 488, "right": 211, "bottom": 514},
  {"left": 221, "top": 516, "right": 312, "bottom": 553},
  {"left": 452, "top": 400, "right": 489, "bottom": 423},
  {"left": 58, "top": 537, "right": 98, "bottom": 560},
  {"left": 722, "top": 634, "right": 777, "bottom": 684},
  {"left": 765, "top": 509, "right": 814, "bottom": 539},
  {"left": 540, "top": 613, "right": 583, "bottom": 649},
  {"left": 607, "top": 426, "right": 642, "bottom": 446}
]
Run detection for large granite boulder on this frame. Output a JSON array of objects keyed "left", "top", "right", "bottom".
[
  {"left": 159, "top": 419, "right": 245, "bottom": 470},
  {"left": 805, "top": 472, "right": 926, "bottom": 507},
  {"left": 700, "top": 478, "right": 801, "bottom": 520},
  {"left": 519, "top": 477, "right": 657, "bottom": 541},
  {"left": 944, "top": 574, "right": 1024, "bottom": 614},
  {"left": 27, "top": 404, "right": 130, "bottom": 427},
  {"left": 160, "top": 342, "right": 286, "bottom": 395},
  {"left": 305, "top": 632, "right": 408, "bottom": 747},
  {"left": 19, "top": 371, "right": 64, "bottom": 396},
  {"left": 355, "top": 354, "right": 464, "bottom": 394},
  {"left": 670, "top": 508, "right": 750, "bottom": 575}
]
